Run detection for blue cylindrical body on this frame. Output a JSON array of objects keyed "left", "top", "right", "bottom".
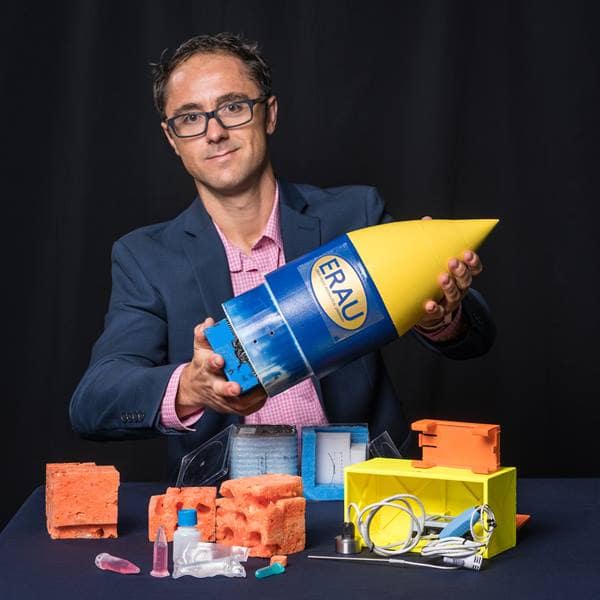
[{"left": 223, "top": 234, "right": 397, "bottom": 397}]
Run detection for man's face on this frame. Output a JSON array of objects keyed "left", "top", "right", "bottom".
[{"left": 161, "top": 53, "right": 277, "bottom": 196}]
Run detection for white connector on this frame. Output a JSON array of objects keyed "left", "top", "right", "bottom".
[{"left": 443, "top": 555, "right": 484, "bottom": 571}]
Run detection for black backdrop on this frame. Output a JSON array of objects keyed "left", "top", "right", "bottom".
[{"left": 2, "top": 0, "right": 599, "bottom": 531}]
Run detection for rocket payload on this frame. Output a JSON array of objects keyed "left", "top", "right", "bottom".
[{"left": 204, "top": 219, "right": 498, "bottom": 396}]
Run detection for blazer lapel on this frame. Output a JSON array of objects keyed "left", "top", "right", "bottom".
[
  {"left": 181, "top": 198, "right": 233, "bottom": 320},
  {"left": 180, "top": 181, "right": 322, "bottom": 318},
  {"left": 278, "top": 180, "right": 321, "bottom": 262}
]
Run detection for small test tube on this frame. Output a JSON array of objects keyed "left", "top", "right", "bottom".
[
  {"left": 150, "top": 525, "right": 170, "bottom": 577},
  {"left": 255, "top": 562, "right": 285, "bottom": 579},
  {"left": 95, "top": 553, "right": 140, "bottom": 574}
]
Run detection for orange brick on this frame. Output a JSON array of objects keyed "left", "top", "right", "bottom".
[
  {"left": 47, "top": 524, "right": 118, "bottom": 539},
  {"left": 270, "top": 555, "right": 288, "bottom": 567},
  {"left": 220, "top": 474, "right": 303, "bottom": 504},
  {"left": 148, "top": 486, "right": 216, "bottom": 542},
  {"left": 45, "top": 462, "right": 119, "bottom": 539},
  {"left": 216, "top": 497, "right": 285, "bottom": 547},
  {"left": 278, "top": 497, "right": 306, "bottom": 554},
  {"left": 216, "top": 474, "right": 305, "bottom": 557}
]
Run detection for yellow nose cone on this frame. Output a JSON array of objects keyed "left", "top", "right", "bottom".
[{"left": 347, "top": 219, "right": 498, "bottom": 336}]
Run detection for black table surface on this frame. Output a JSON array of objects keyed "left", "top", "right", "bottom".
[{"left": 1, "top": 479, "right": 599, "bottom": 599}]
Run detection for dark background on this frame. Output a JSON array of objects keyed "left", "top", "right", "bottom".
[{"left": 2, "top": 0, "right": 599, "bottom": 531}]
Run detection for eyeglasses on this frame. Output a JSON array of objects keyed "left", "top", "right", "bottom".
[{"left": 166, "top": 97, "right": 268, "bottom": 138}]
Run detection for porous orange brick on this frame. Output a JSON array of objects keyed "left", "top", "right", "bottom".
[
  {"left": 270, "top": 555, "right": 288, "bottom": 567},
  {"left": 216, "top": 474, "right": 305, "bottom": 557},
  {"left": 45, "top": 462, "right": 119, "bottom": 539},
  {"left": 148, "top": 486, "right": 216, "bottom": 542},
  {"left": 216, "top": 497, "right": 284, "bottom": 547},
  {"left": 220, "top": 473, "right": 303, "bottom": 504}
]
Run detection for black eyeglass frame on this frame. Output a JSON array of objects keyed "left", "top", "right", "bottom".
[{"left": 165, "top": 96, "right": 268, "bottom": 138}]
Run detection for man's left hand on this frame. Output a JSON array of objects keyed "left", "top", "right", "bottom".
[{"left": 416, "top": 250, "right": 483, "bottom": 330}]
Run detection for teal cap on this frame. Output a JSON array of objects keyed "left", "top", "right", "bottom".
[{"left": 177, "top": 509, "right": 197, "bottom": 527}]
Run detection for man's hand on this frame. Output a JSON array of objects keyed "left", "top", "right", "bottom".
[
  {"left": 175, "top": 318, "right": 267, "bottom": 419},
  {"left": 417, "top": 250, "right": 483, "bottom": 329},
  {"left": 416, "top": 216, "right": 483, "bottom": 331}
]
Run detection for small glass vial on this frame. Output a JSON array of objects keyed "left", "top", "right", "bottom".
[{"left": 173, "top": 509, "right": 200, "bottom": 565}]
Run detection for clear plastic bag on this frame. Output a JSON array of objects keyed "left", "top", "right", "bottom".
[
  {"left": 172, "top": 556, "right": 246, "bottom": 579},
  {"left": 181, "top": 541, "right": 249, "bottom": 563},
  {"left": 172, "top": 542, "right": 250, "bottom": 579}
]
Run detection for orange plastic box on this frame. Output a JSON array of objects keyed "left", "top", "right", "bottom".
[{"left": 411, "top": 419, "right": 500, "bottom": 474}]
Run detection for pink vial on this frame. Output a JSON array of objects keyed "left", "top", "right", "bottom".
[
  {"left": 95, "top": 553, "right": 140, "bottom": 574},
  {"left": 150, "top": 525, "right": 170, "bottom": 578}
]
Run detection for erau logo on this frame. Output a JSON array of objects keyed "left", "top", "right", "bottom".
[{"left": 311, "top": 255, "right": 368, "bottom": 330}]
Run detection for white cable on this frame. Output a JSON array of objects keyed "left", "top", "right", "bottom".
[
  {"left": 421, "top": 504, "right": 496, "bottom": 559},
  {"left": 388, "top": 557, "right": 458, "bottom": 570},
  {"left": 347, "top": 496, "right": 497, "bottom": 568},
  {"left": 347, "top": 494, "right": 427, "bottom": 557},
  {"left": 421, "top": 536, "right": 487, "bottom": 558}
]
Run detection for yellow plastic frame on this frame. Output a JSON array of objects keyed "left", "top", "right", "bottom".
[{"left": 344, "top": 458, "right": 516, "bottom": 558}]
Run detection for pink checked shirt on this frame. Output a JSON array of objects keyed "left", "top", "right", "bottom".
[
  {"left": 160, "top": 186, "right": 328, "bottom": 431},
  {"left": 160, "top": 185, "right": 463, "bottom": 431}
]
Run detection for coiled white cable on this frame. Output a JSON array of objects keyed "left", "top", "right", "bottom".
[
  {"left": 421, "top": 504, "right": 496, "bottom": 559},
  {"left": 347, "top": 495, "right": 496, "bottom": 568},
  {"left": 347, "top": 494, "right": 427, "bottom": 557}
]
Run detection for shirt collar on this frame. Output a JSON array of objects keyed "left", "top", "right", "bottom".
[{"left": 214, "top": 183, "right": 283, "bottom": 273}]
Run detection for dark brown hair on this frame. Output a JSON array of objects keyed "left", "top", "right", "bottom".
[{"left": 151, "top": 32, "right": 272, "bottom": 119}]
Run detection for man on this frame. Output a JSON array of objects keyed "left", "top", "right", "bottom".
[{"left": 69, "top": 33, "right": 495, "bottom": 478}]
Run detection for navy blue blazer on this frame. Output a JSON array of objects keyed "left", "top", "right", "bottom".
[{"left": 69, "top": 180, "right": 495, "bottom": 478}]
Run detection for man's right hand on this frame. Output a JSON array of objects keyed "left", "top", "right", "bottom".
[{"left": 175, "top": 318, "right": 267, "bottom": 419}]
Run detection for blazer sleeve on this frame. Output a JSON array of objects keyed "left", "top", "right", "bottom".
[
  {"left": 69, "top": 239, "right": 183, "bottom": 440},
  {"left": 366, "top": 187, "right": 496, "bottom": 359}
]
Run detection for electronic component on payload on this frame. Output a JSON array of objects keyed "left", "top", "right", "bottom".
[{"left": 205, "top": 219, "right": 498, "bottom": 396}]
